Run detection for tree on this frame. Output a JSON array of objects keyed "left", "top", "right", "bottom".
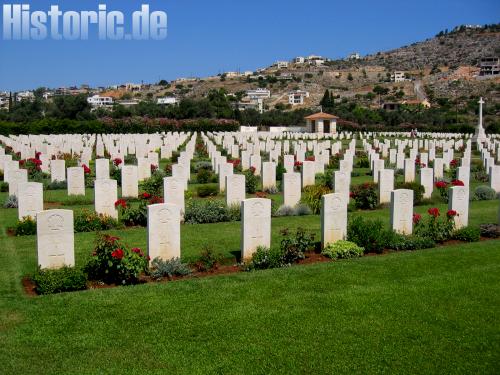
[
  {"left": 347, "top": 73, "right": 353, "bottom": 81},
  {"left": 320, "top": 90, "right": 335, "bottom": 111}
]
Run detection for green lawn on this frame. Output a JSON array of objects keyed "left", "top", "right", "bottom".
[{"left": 1, "top": 146, "right": 499, "bottom": 373}]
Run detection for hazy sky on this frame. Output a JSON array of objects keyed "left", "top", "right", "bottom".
[{"left": 1, "top": 0, "right": 498, "bottom": 91}]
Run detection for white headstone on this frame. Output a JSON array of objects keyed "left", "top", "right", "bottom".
[
  {"left": 226, "top": 174, "right": 245, "bottom": 207},
  {"left": 390, "top": 189, "right": 414, "bottom": 235},
  {"left": 321, "top": 193, "right": 347, "bottom": 248},
  {"left": 94, "top": 179, "right": 118, "bottom": 219},
  {"left": 121, "top": 165, "right": 139, "bottom": 198},
  {"left": 67, "top": 167, "right": 85, "bottom": 196},
  {"left": 449, "top": 186, "right": 469, "bottom": 229},
  {"left": 37, "top": 209, "right": 75, "bottom": 269},
  {"left": 241, "top": 198, "right": 271, "bottom": 260},
  {"left": 147, "top": 203, "right": 181, "bottom": 262},
  {"left": 17, "top": 182, "right": 43, "bottom": 220}
]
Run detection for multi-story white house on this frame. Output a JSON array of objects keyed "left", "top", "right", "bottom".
[
  {"left": 87, "top": 95, "right": 113, "bottom": 107},
  {"left": 246, "top": 88, "right": 271, "bottom": 100},
  {"left": 16, "top": 91, "right": 35, "bottom": 102},
  {"left": 347, "top": 52, "right": 361, "bottom": 60},
  {"left": 288, "top": 90, "right": 310, "bottom": 105},
  {"left": 294, "top": 56, "right": 305, "bottom": 64},
  {"left": 157, "top": 97, "right": 178, "bottom": 105},
  {"left": 306, "top": 55, "right": 327, "bottom": 66},
  {"left": 275, "top": 61, "right": 289, "bottom": 69},
  {"left": 391, "top": 71, "right": 407, "bottom": 82},
  {"left": 224, "top": 71, "right": 240, "bottom": 78}
]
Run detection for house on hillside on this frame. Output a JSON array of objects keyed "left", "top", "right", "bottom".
[
  {"left": 479, "top": 57, "right": 499, "bottom": 77},
  {"left": 157, "top": 97, "right": 178, "bottom": 105},
  {"left": 391, "top": 71, "right": 408, "bottom": 82},
  {"left": 304, "top": 112, "right": 338, "bottom": 133},
  {"left": 288, "top": 90, "right": 310, "bottom": 105},
  {"left": 87, "top": 95, "right": 113, "bottom": 107},
  {"left": 402, "top": 99, "right": 431, "bottom": 108},
  {"left": 275, "top": 61, "right": 289, "bottom": 69},
  {"left": 294, "top": 56, "right": 305, "bottom": 64},
  {"left": 246, "top": 88, "right": 271, "bottom": 99},
  {"left": 347, "top": 52, "right": 361, "bottom": 60}
]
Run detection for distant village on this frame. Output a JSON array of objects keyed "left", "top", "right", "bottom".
[{"left": 1, "top": 45, "right": 498, "bottom": 115}]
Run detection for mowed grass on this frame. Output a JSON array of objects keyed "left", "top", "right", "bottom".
[{"left": 0, "top": 237, "right": 499, "bottom": 374}]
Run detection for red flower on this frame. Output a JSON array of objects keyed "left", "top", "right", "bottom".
[
  {"left": 451, "top": 179, "right": 464, "bottom": 187},
  {"left": 435, "top": 181, "right": 448, "bottom": 189},
  {"left": 413, "top": 213, "right": 422, "bottom": 225},
  {"left": 249, "top": 166, "right": 256, "bottom": 174},
  {"left": 132, "top": 247, "right": 141, "bottom": 254},
  {"left": 447, "top": 210, "right": 458, "bottom": 218},
  {"left": 104, "top": 235, "right": 120, "bottom": 243},
  {"left": 349, "top": 192, "right": 355, "bottom": 198},
  {"left": 141, "top": 192, "right": 151, "bottom": 199},
  {"left": 150, "top": 164, "right": 158, "bottom": 172},
  {"left": 114, "top": 199, "right": 127, "bottom": 208},
  {"left": 305, "top": 156, "right": 315, "bottom": 162},
  {"left": 113, "top": 158, "right": 122, "bottom": 166},
  {"left": 35, "top": 151, "right": 41, "bottom": 159},
  {"left": 82, "top": 164, "right": 91, "bottom": 174},
  {"left": 255, "top": 191, "right": 268, "bottom": 198},
  {"left": 428, "top": 207, "right": 440, "bottom": 218},
  {"left": 294, "top": 161, "right": 303, "bottom": 167},
  {"left": 19, "top": 159, "right": 26, "bottom": 167},
  {"left": 229, "top": 159, "right": 241, "bottom": 166},
  {"left": 111, "top": 249, "right": 124, "bottom": 260},
  {"left": 450, "top": 159, "right": 458, "bottom": 167},
  {"left": 149, "top": 196, "right": 164, "bottom": 204}
]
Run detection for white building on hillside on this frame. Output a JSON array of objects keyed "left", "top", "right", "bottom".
[
  {"left": 391, "top": 71, "right": 407, "bottom": 82},
  {"left": 288, "top": 90, "right": 310, "bottom": 105},
  {"left": 275, "top": 61, "right": 289, "bottom": 69},
  {"left": 347, "top": 52, "right": 361, "bottom": 60},
  {"left": 157, "top": 97, "right": 178, "bottom": 105},
  {"left": 224, "top": 71, "right": 240, "bottom": 78},
  {"left": 246, "top": 88, "right": 271, "bottom": 99},
  {"left": 294, "top": 56, "right": 305, "bottom": 64},
  {"left": 16, "top": 91, "right": 35, "bottom": 102},
  {"left": 87, "top": 95, "right": 113, "bottom": 107}
]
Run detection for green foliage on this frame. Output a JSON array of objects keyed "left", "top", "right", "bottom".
[
  {"left": 3, "top": 195, "right": 18, "bottom": 208},
  {"left": 356, "top": 156, "right": 370, "bottom": 168},
  {"left": 322, "top": 240, "right": 364, "bottom": 259},
  {"left": 184, "top": 199, "right": 236, "bottom": 224},
  {"left": 139, "top": 170, "right": 165, "bottom": 196},
  {"left": 84, "top": 234, "right": 148, "bottom": 285},
  {"left": 351, "top": 183, "right": 378, "bottom": 210},
  {"left": 45, "top": 180, "right": 67, "bottom": 190},
  {"left": 150, "top": 257, "right": 192, "bottom": 280},
  {"left": 414, "top": 209, "right": 455, "bottom": 243},
  {"left": 473, "top": 185, "right": 497, "bottom": 201},
  {"left": 197, "top": 184, "right": 218, "bottom": 198},
  {"left": 385, "top": 233, "right": 436, "bottom": 251},
  {"left": 118, "top": 201, "right": 148, "bottom": 227},
  {"left": 279, "top": 228, "right": 316, "bottom": 264},
  {"left": 196, "top": 168, "right": 216, "bottom": 184},
  {"left": 244, "top": 170, "right": 259, "bottom": 194},
  {"left": 14, "top": 217, "right": 37, "bottom": 236},
  {"left": 347, "top": 216, "right": 391, "bottom": 254},
  {"left": 246, "top": 246, "right": 285, "bottom": 271},
  {"left": 395, "top": 182, "right": 425, "bottom": 205},
  {"left": 276, "top": 164, "right": 286, "bottom": 181},
  {"left": 453, "top": 226, "right": 481, "bottom": 242},
  {"left": 191, "top": 246, "right": 223, "bottom": 272},
  {"left": 74, "top": 209, "right": 121, "bottom": 233},
  {"left": 32, "top": 267, "right": 87, "bottom": 295},
  {"left": 301, "top": 185, "right": 331, "bottom": 214},
  {"left": 0, "top": 182, "right": 8, "bottom": 192}
]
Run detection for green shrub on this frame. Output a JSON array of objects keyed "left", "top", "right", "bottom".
[
  {"left": 276, "top": 164, "right": 286, "bottom": 181},
  {"left": 385, "top": 233, "right": 436, "bottom": 251},
  {"left": 275, "top": 205, "right": 296, "bottom": 217},
  {"left": 244, "top": 170, "right": 258, "bottom": 194},
  {"left": 351, "top": 183, "right": 378, "bottom": 210},
  {"left": 15, "top": 217, "right": 37, "bottom": 236},
  {"left": 356, "top": 156, "right": 370, "bottom": 168},
  {"left": 294, "top": 203, "right": 312, "bottom": 216},
  {"left": 45, "top": 180, "right": 67, "bottom": 190},
  {"left": 3, "top": 195, "right": 18, "bottom": 208},
  {"left": 279, "top": 228, "right": 315, "bottom": 264},
  {"left": 473, "top": 185, "right": 497, "bottom": 201},
  {"left": 84, "top": 234, "right": 148, "bottom": 285},
  {"left": 453, "top": 226, "right": 481, "bottom": 242},
  {"left": 226, "top": 204, "right": 241, "bottom": 222},
  {"left": 301, "top": 185, "right": 331, "bottom": 214},
  {"left": 74, "top": 209, "right": 121, "bottom": 232},
  {"left": 191, "top": 246, "right": 223, "bottom": 272},
  {"left": 139, "top": 170, "right": 165, "bottom": 196},
  {"left": 246, "top": 246, "right": 285, "bottom": 270},
  {"left": 0, "top": 182, "right": 8, "bottom": 192},
  {"left": 197, "top": 184, "right": 218, "bottom": 198},
  {"left": 414, "top": 208, "right": 455, "bottom": 243},
  {"left": 32, "top": 267, "right": 87, "bottom": 295},
  {"left": 192, "top": 161, "right": 212, "bottom": 172},
  {"left": 196, "top": 168, "right": 216, "bottom": 184},
  {"left": 150, "top": 257, "right": 192, "bottom": 280},
  {"left": 347, "top": 216, "right": 390, "bottom": 254},
  {"left": 322, "top": 240, "right": 364, "bottom": 259},
  {"left": 395, "top": 182, "right": 425, "bottom": 205},
  {"left": 184, "top": 199, "right": 231, "bottom": 224}
]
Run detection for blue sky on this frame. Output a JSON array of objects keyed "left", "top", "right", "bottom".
[{"left": 0, "top": 0, "right": 498, "bottom": 91}]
